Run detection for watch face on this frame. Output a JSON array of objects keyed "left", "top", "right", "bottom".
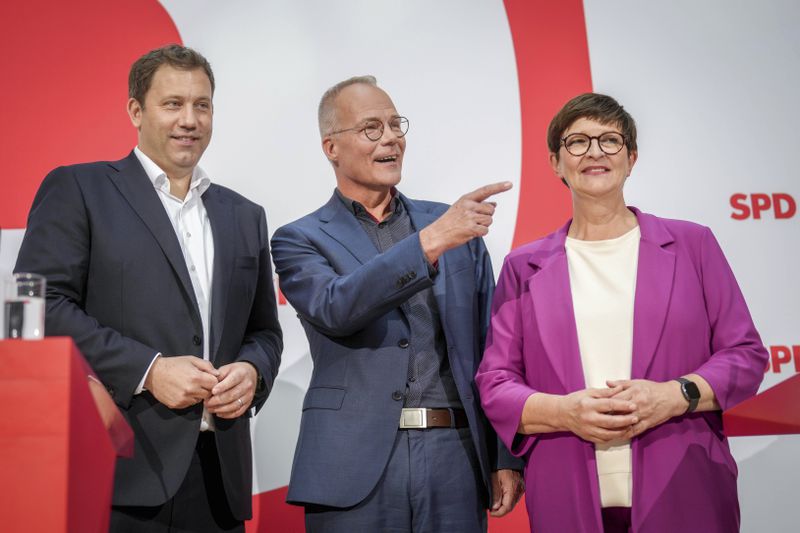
[{"left": 684, "top": 380, "right": 701, "bottom": 400}]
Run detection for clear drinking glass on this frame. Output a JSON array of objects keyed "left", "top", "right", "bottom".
[{"left": 4, "top": 273, "right": 46, "bottom": 339}]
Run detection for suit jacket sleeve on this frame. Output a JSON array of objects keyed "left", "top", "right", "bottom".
[
  {"left": 691, "top": 227, "right": 768, "bottom": 409},
  {"left": 475, "top": 254, "right": 540, "bottom": 458},
  {"left": 235, "top": 207, "right": 283, "bottom": 411},
  {"left": 474, "top": 238, "right": 524, "bottom": 471},
  {"left": 270, "top": 223, "right": 436, "bottom": 337},
  {"left": 14, "top": 166, "right": 158, "bottom": 408}
]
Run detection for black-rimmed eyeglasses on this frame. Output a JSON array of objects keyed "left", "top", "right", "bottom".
[
  {"left": 329, "top": 116, "right": 409, "bottom": 142},
  {"left": 561, "top": 132, "right": 626, "bottom": 156}
]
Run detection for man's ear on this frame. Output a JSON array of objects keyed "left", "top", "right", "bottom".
[
  {"left": 322, "top": 136, "right": 337, "bottom": 165},
  {"left": 127, "top": 98, "right": 143, "bottom": 129}
]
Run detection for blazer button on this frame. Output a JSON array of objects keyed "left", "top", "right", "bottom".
[
  {"left": 192, "top": 335, "right": 202, "bottom": 346},
  {"left": 392, "top": 390, "right": 403, "bottom": 401},
  {"left": 398, "top": 339, "right": 409, "bottom": 348}
]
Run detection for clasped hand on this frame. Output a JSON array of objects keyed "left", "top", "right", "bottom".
[
  {"left": 144, "top": 356, "right": 257, "bottom": 418},
  {"left": 563, "top": 379, "right": 684, "bottom": 443},
  {"left": 606, "top": 379, "right": 685, "bottom": 439}
]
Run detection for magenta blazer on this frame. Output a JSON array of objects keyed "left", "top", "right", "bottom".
[{"left": 475, "top": 208, "right": 767, "bottom": 533}]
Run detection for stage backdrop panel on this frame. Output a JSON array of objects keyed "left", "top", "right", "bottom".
[{"left": 1, "top": 1, "right": 797, "bottom": 531}]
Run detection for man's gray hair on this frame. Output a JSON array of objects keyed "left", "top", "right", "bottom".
[{"left": 318, "top": 75, "right": 378, "bottom": 136}]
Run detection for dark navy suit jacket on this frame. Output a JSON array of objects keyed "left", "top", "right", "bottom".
[
  {"left": 15, "top": 151, "right": 283, "bottom": 519},
  {"left": 271, "top": 191, "right": 520, "bottom": 508}
]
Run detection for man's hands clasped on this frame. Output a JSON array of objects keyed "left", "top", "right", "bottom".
[
  {"left": 206, "top": 362, "right": 259, "bottom": 418},
  {"left": 144, "top": 356, "right": 257, "bottom": 418}
]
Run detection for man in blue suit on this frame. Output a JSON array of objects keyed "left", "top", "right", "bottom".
[
  {"left": 15, "top": 45, "right": 282, "bottom": 532},
  {"left": 271, "top": 76, "right": 523, "bottom": 532}
]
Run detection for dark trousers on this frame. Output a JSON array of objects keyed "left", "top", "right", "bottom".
[
  {"left": 602, "top": 507, "right": 632, "bottom": 533},
  {"left": 109, "top": 432, "right": 244, "bottom": 533},
  {"left": 305, "top": 428, "right": 487, "bottom": 533}
]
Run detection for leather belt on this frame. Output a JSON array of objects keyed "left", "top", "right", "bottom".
[{"left": 399, "top": 408, "right": 468, "bottom": 429}]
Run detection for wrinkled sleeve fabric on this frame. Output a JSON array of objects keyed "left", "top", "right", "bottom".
[
  {"left": 236, "top": 207, "right": 283, "bottom": 412},
  {"left": 473, "top": 239, "right": 524, "bottom": 471},
  {"left": 476, "top": 254, "right": 539, "bottom": 458},
  {"left": 270, "top": 223, "right": 434, "bottom": 338},
  {"left": 692, "top": 227, "right": 768, "bottom": 410}
]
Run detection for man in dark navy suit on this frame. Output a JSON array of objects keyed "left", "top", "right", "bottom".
[
  {"left": 271, "top": 76, "right": 523, "bottom": 532},
  {"left": 15, "top": 45, "right": 282, "bottom": 533}
]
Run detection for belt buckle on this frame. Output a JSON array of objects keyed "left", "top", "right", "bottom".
[{"left": 399, "top": 408, "right": 427, "bottom": 429}]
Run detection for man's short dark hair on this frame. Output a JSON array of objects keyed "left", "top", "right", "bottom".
[
  {"left": 128, "top": 44, "right": 215, "bottom": 105},
  {"left": 547, "top": 93, "right": 638, "bottom": 160}
]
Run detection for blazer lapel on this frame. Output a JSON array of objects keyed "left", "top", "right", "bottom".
[
  {"left": 630, "top": 208, "right": 676, "bottom": 378},
  {"left": 108, "top": 152, "right": 200, "bottom": 315},
  {"left": 526, "top": 227, "right": 586, "bottom": 392},
  {"left": 203, "top": 186, "right": 235, "bottom": 360},
  {"left": 319, "top": 194, "right": 380, "bottom": 265}
]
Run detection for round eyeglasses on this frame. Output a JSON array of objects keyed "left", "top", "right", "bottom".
[
  {"left": 561, "top": 132, "right": 626, "bottom": 156},
  {"left": 329, "top": 116, "right": 409, "bottom": 142}
]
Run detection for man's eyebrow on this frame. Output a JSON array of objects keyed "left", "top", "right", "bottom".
[
  {"left": 160, "top": 94, "right": 212, "bottom": 100},
  {"left": 358, "top": 114, "right": 401, "bottom": 123}
]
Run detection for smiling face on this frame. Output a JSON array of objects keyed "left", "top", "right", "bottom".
[
  {"left": 127, "top": 65, "right": 213, "bottom": 180},
  {"left": 549, "top": 117, "right": 637, "bottom": 200},
  {"left": 322, "top": 83, "right": 406, "bottom": 199}
]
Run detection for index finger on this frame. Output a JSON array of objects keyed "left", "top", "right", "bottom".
[
  {"left": 212, "top": 368, "right": 246, "bottom": 395},
  {"left": 462, "top": 181, "right": 513, "bottom": 202},
  {"left": 597, "top": 398, "right": 637, "bottom": 414},
  {"left": 195, "top": 372, "right": 219, "bottom": 392},
  {"left": 191, "top": 358, "right": 220, "bottom": 376}
]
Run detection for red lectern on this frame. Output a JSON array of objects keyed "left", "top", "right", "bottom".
[{"left": 0, "top": 338, "right": 133, "bottom": 533}]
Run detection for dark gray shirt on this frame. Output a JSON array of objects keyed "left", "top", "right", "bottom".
[{"left": 335, "top": 189, "right": 462, "bottom": 409}]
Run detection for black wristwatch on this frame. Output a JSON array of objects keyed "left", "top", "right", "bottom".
[{"left": 674, "top": 378, "right": 700, "bottom": 413}]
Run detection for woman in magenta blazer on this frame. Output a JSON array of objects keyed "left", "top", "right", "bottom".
[{"left": 475, "top": 94, "right": 767, "bottom": 533}]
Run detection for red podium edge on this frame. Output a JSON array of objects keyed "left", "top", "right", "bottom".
[{"left": 0, "top": 337, "right": 133, "bottom": 533}]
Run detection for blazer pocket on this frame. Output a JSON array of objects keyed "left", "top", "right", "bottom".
[
  {"left": 302, "top": 386, "right": 346, "bottom": 411},
  {"left": 235, "top": 255, "right": 258, "bottom": 269}
]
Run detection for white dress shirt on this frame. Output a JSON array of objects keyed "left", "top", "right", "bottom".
[
  {"left": 134, "top": 147, "right": 216, "bottom": 431},
  {"left": 566, "top": 226, "right": 640, "bottom": 507}
]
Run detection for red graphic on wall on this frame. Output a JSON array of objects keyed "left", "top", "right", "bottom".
[
  {"left": 730, "top": 192, "right": 796, "bottom": 220},
  {"left": 506, "top": 0, "right": 591, "bottom": 248},
  {"left": 0, "top": 1, "right": 182, "bottom": 229},
  {"left": 766, "top": 345, "right": 800, "bottom": 373},
  {"left": 724, "top": 374, "right": 800, "bottom": 436}
]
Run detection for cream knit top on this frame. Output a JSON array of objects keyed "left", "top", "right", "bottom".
[{"left": 566, "top": 226, "right": 640, "bottom": 508}]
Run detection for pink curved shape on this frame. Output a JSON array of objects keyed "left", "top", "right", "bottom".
[{"left": 504, "top": 0, "right": 593, "bottom": 250}]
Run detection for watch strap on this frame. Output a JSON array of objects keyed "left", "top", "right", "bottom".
[{"left": 674, "top": 377, "right": 700, "bottom": 413}]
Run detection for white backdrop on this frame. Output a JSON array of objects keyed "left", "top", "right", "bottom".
[{"left": 1, "top": 1, "right": 797, "bottom": 531}]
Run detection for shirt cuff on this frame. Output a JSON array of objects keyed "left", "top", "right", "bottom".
[
  {"left": 426, "top": 258, "right": 439, "bottom": 277},
  {"left": 135, "top": 353, "right": 161, "bottom": 394}
]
